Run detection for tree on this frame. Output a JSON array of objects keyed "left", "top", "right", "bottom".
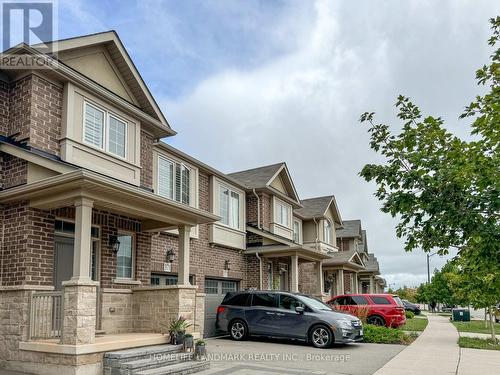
[{"left": 359, "top": 17, "right": 500, "bottom": 340}]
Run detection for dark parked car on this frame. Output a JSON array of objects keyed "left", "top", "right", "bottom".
[
  {"left": 402, "top": 299, "right": 421, "bottom": 315},
  {"left": 216, "top": 290, "right": 363, "bottom": 348}
]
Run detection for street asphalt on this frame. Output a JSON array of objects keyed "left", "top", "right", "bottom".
[{"left": 198, "top": 336, "right": 405, "bottom": 375}]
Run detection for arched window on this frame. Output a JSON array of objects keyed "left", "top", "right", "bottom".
[{"left": 323, "top": 219, "right": 333, "bottom": 244}]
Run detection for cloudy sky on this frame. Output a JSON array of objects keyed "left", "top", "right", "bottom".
[{"left": 58, "top": 0, "right": 499, "bottom": 288}]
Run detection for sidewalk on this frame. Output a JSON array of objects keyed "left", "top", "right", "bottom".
[{"left": 373, "top": 314, "right": 459, "bottom": 375}]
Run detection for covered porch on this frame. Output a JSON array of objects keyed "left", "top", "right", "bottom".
[
  {"left": 0, "top": 170, "right": 218, "bottom": 348},
  {"left": 322, "top": 250, "right": 366, "bottom": 297}
]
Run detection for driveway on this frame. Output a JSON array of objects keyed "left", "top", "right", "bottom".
[{"left": 199, "top": 336, "right": 405, "bottom": 375}]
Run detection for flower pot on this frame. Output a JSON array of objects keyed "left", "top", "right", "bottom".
[
  {"left": 195, "top": 344, "right": 206, "bottom": 359},
  {"left": 184, "top": 335, "right": 194, "bottom": 348},
  {"left": 175, "top": 333, "right": 185, "bottom": 345}
]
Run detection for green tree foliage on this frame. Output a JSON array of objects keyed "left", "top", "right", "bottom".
[{"left": 359, "top": 17, "right": 500, "bottom": 341}]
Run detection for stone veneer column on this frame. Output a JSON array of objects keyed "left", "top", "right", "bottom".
[
  {"left": 369, "top": 276, "right": 375, "bottom": 293},
  {"left": 316, "top": 261, "right": 324, "bottom": 295},
  {"left": 337, "top": 269, "right": 344, "bottom": 295},
  {"left": 61, "top": 280, "right": 99, "bottom": 345}
]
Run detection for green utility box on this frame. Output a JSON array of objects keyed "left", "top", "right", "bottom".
[{"left": 452, "top": 308, "right": 470, "bottom": 322}]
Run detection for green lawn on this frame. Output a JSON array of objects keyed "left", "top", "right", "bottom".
[
  {"left": 458, "top": 337, "right": 500, "bottom": 351},
  {"left": 453, "top": 320, "right": 500, "bottom": 334},
  {"left": 399, "top": 316, "right": 429, "bottom": 332}
]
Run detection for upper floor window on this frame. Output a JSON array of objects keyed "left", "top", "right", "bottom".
[
  {"left": 219, "top": 185, "right": 240, "bottom": 229},
  {"left": 323, "top": 219, "right": 333, "bottom": 244},
  {"left": 275, "top": 200, "right": 290, "bottom": 227},
  {"left": 157, "top": 156, "right": 190, "bottom": 205},
  {"left": 293, "top": 219, "right": 301, "bottom": 243},
  {"left": 84, "top": 101, "right": 127, "bottom": 158}
]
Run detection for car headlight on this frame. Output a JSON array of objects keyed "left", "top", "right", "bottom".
[{"left": 336, "top": 319, "right": 354, "bottom": 329}]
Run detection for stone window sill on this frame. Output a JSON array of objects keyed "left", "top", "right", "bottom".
[{"left": 112, "top": 278, "right": 142, "bottom": 286}]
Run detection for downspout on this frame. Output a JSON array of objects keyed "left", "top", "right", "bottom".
[
  {"left": 255, "top": 252, "right": 263, "bottom": 290},
  {"left": 252, "top": 189, "right": 261, "bottom": 229},
  {"left": 0, "top": 207, "right": 3, "bottom": 286}
]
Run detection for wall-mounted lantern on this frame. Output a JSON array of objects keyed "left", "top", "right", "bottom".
[
  {"left": 109, "top": 235, "right": 120, "bottom": 255},
  {"left": 166, "top": 248, "right": 176, "bottom": 263},
  {"left": 224, "top": 260, "right": 231, "bottom": 271}
]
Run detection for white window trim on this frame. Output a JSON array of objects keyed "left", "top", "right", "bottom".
[
  {"left": 293, "top": 218, "right": 302, "bottom": 244},
  {"left": 273, "top": 197, "right": 292, "bottom": 229},
  {"left": 218, "top": 183, "right": 241, "bottom": 230},
  {"left": 83, "top": 100, "right": 128, "bottom": 160},
  {"left": 157, "top": 154, "right": 191, "bottom": 205},
  {"left": 323, "top": 219, "right": 333, "bottom": 245}
]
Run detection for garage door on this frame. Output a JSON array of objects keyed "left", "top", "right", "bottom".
[{"left": 204, "top": 279, "right": 238, "bottom": 337}]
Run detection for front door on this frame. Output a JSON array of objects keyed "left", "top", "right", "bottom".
[{"left": 54, "top": 236, "right": 74, "bottom": 290}]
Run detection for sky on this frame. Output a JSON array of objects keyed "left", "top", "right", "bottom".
[{"left": 56, "top": 0, "right": 500, "bottom": 288}]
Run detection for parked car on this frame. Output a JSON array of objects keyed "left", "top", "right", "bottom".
[
  {"left": 327, "top": 294, "right": 406, "bottom": 328},
  {"left": 216, "top": 291, "right": 363, "bottom": 348},
  {"left": 402, "top": 299, "right": 421, "bottom": 315}
]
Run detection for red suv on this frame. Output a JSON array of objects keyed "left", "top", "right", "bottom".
[{"left": 327, "top": 294, "right": 406, "bottom": 328}]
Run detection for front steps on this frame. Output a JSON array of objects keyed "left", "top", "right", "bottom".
[{"left": 104, "top": 344, "right": 209, "bottom": 375}]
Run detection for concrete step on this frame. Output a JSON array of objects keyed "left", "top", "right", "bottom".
[
  {"left": 103, "top": 344, "right": 184, "bottom": 374},
  {"left": 135, "top": 361, "right": 210, "bottom": 375},
  {"left": 121, "top": 353, "right": 195, "bottom": 373}
]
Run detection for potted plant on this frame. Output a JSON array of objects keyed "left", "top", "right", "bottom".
[
  {"left": 168, "top": 316, "right": 192, "bottom": 345},
  {"left": 195, "top": 339, "right": 207, "bottom": 359},
  {"left": 183, "top": 333, "right": 194, "bottom": 352}
]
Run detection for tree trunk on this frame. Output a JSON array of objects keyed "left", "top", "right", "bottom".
[{"left": 488, "top": 306, "right": 496, "bottom": 342}]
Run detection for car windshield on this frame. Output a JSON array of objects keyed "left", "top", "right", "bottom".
[
  {"left": 393, "top": 296, "right": 404, "bottom": 306},
  {"left": 297, "top": 295, "right": 332, "bottom": 311}
]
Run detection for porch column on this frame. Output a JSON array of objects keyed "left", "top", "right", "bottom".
[
  {"left": 62, "top": 197, "right": 98, "bottom": 345},
  {"left": 337, "top": 269, "right": 344, "bottom": 295},
  {"left": 290, "top": 255, "right": 299, "bottom": 292},
  {"left": 316, "top": 261, "right": 324, "bottom": 295},
  {"left": 369, "top": 276, "right": 375, "bottom": 293},
  {"left": 354, "top": 274, "right": 359, "bottom": 293},
  {"left": 178, "top": 225, "right": 192, "bottom": 286},
  {"left": 72, "top": 197, "right": 93, "bottom": 281}
]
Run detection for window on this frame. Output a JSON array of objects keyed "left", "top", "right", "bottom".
[
  {"left": 219, "top": 185, "right": 240, "bottom": 229},
  {"left": 205, "top": 279, "right": 218, "bottom": 294},
  {"left": 371, "top": 296, "right": 391, "bottom": 305},
  {"left": 116, "top": 234, "right": 133, "bottom": 279},
  {"left": 351, "top": 296, "right": 369, "bottom": 305},
  {"left": 151, "top": 276, "right": 160, "bottom": 285},
  {"left": 222, "top": 281, "right": 238, "bottom": 294},
  {"left": 223, "top": 293, "right": 250, "bottom": 306},
  {"left": 293, "top": 219, "right": 301, "bottom": 243},
  {"left": 323, "top": 219, "right": 332, "bottom": 244},
  {"left": 251, "top": 293, "right": 276, "bottom": 308},
  {"left": 157, "top": 156, "right": 190, "bottom": 205},
  {"left": 83, "top": 101, "right": 128, "bottom": 158},
  {"left": 279, "top": 295, "right": 305, "bottom": 311},
  {"left": 84, "top": 103, "right": 104, "bottom": 148},
  {"left": 108, "top": 115, "right": 126, "bottom": 157},
  {"left": 275, "top": 201, "right": 290, "bottom": 227}
]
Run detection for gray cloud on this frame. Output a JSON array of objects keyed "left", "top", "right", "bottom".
[{"left": 160, "top": 0, "right": 499, "bottom": 287}]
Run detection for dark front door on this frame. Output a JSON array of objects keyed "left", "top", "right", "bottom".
[{"left": 54, "top": 236, "right": 74, "bottom": 290}]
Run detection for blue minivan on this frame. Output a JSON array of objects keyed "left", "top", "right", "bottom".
[{"left": 216, "top": 290, "right": 363, "bottom": 348}]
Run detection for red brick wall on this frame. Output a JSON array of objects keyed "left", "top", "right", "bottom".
[
  {"left": 344, "top": 271, "right": 353, "bottom": 293},
  {"left": 298, "top": 262, "right": 317, "bottom": 295},
  {"left": 0, "top": 80, "right": 9, "bottom": 136},
  {"left": 246, "top": 195, "right": 258, "bottom": 226},
  {"left": 7, "top": 75, "right": 31, "bottom": 142},
  {"left": 0, "top": 202, "right": 54, "bottom": 286},
  {"left": 0, "top": 154, "right": 27, "bottom": 189},
  {"left": 260, "top": 193, "right": 272, "bottom": 230},
  {"left": 29, "top": 75, "right": 62, "bottom": 156},
  {"left": 140, "top": 131, "right": 154, "bottom": 190}
]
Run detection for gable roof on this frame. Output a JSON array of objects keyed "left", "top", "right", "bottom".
[
  {"left": 295, "top": 195, "right": 342, "bottom": 225},
  {"left": 39, "top": 31, "right": 171, "bottom": 130},
  {"left": 323, "top": 249, "right": 365, "bottom": 268},
  {"left": 228, "top": 162, "right": 301, "bottom": 204},
  {"left": 336, "top": 219, "right": 362, "bottom": 238},
  {"left": 364, "top": 254, "right": 380, "bottom": 274}
]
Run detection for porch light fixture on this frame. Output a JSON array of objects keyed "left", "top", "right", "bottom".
[
  {"left": 109, "top": 235, "right": 120, "bottom": 255},
  {"left": 224, "top": 260, "right": 231, "bottom": 271},
  {"left": 166, "top": 248, "right": 176, "bottom": 263}
]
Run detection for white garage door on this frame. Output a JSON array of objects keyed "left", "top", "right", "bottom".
[{"left": 204, "top": 279, "right": 238, "bottom": 337}]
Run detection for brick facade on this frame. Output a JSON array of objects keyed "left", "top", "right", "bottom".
[
  {"left": 140, "top": 130, "right": 154, "bottom": 190},
  {"left": 0, "top": 154, "right": 27, "bottom": 189}
]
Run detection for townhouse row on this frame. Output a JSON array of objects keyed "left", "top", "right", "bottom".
[{"left": 0, "top": 31, "right": 385, "bottom": 375}]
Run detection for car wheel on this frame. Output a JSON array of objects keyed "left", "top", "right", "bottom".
[
  {"left": 367, "top": 315, "right": 386, "bottom": 326},
  {"left": 229, "top": 320, "right": 248, "bottom": 341},
  {"left": 310, "top": 325, "right": 333, "bottom": 348}
]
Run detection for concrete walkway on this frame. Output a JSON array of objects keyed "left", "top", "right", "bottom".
[{"left": 373, "top": 315, "right": 459, "bottom": 375}]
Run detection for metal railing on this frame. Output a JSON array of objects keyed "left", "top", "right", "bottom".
[{"left": 29, "top": 291, "right": 63, "bottom": 340}]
